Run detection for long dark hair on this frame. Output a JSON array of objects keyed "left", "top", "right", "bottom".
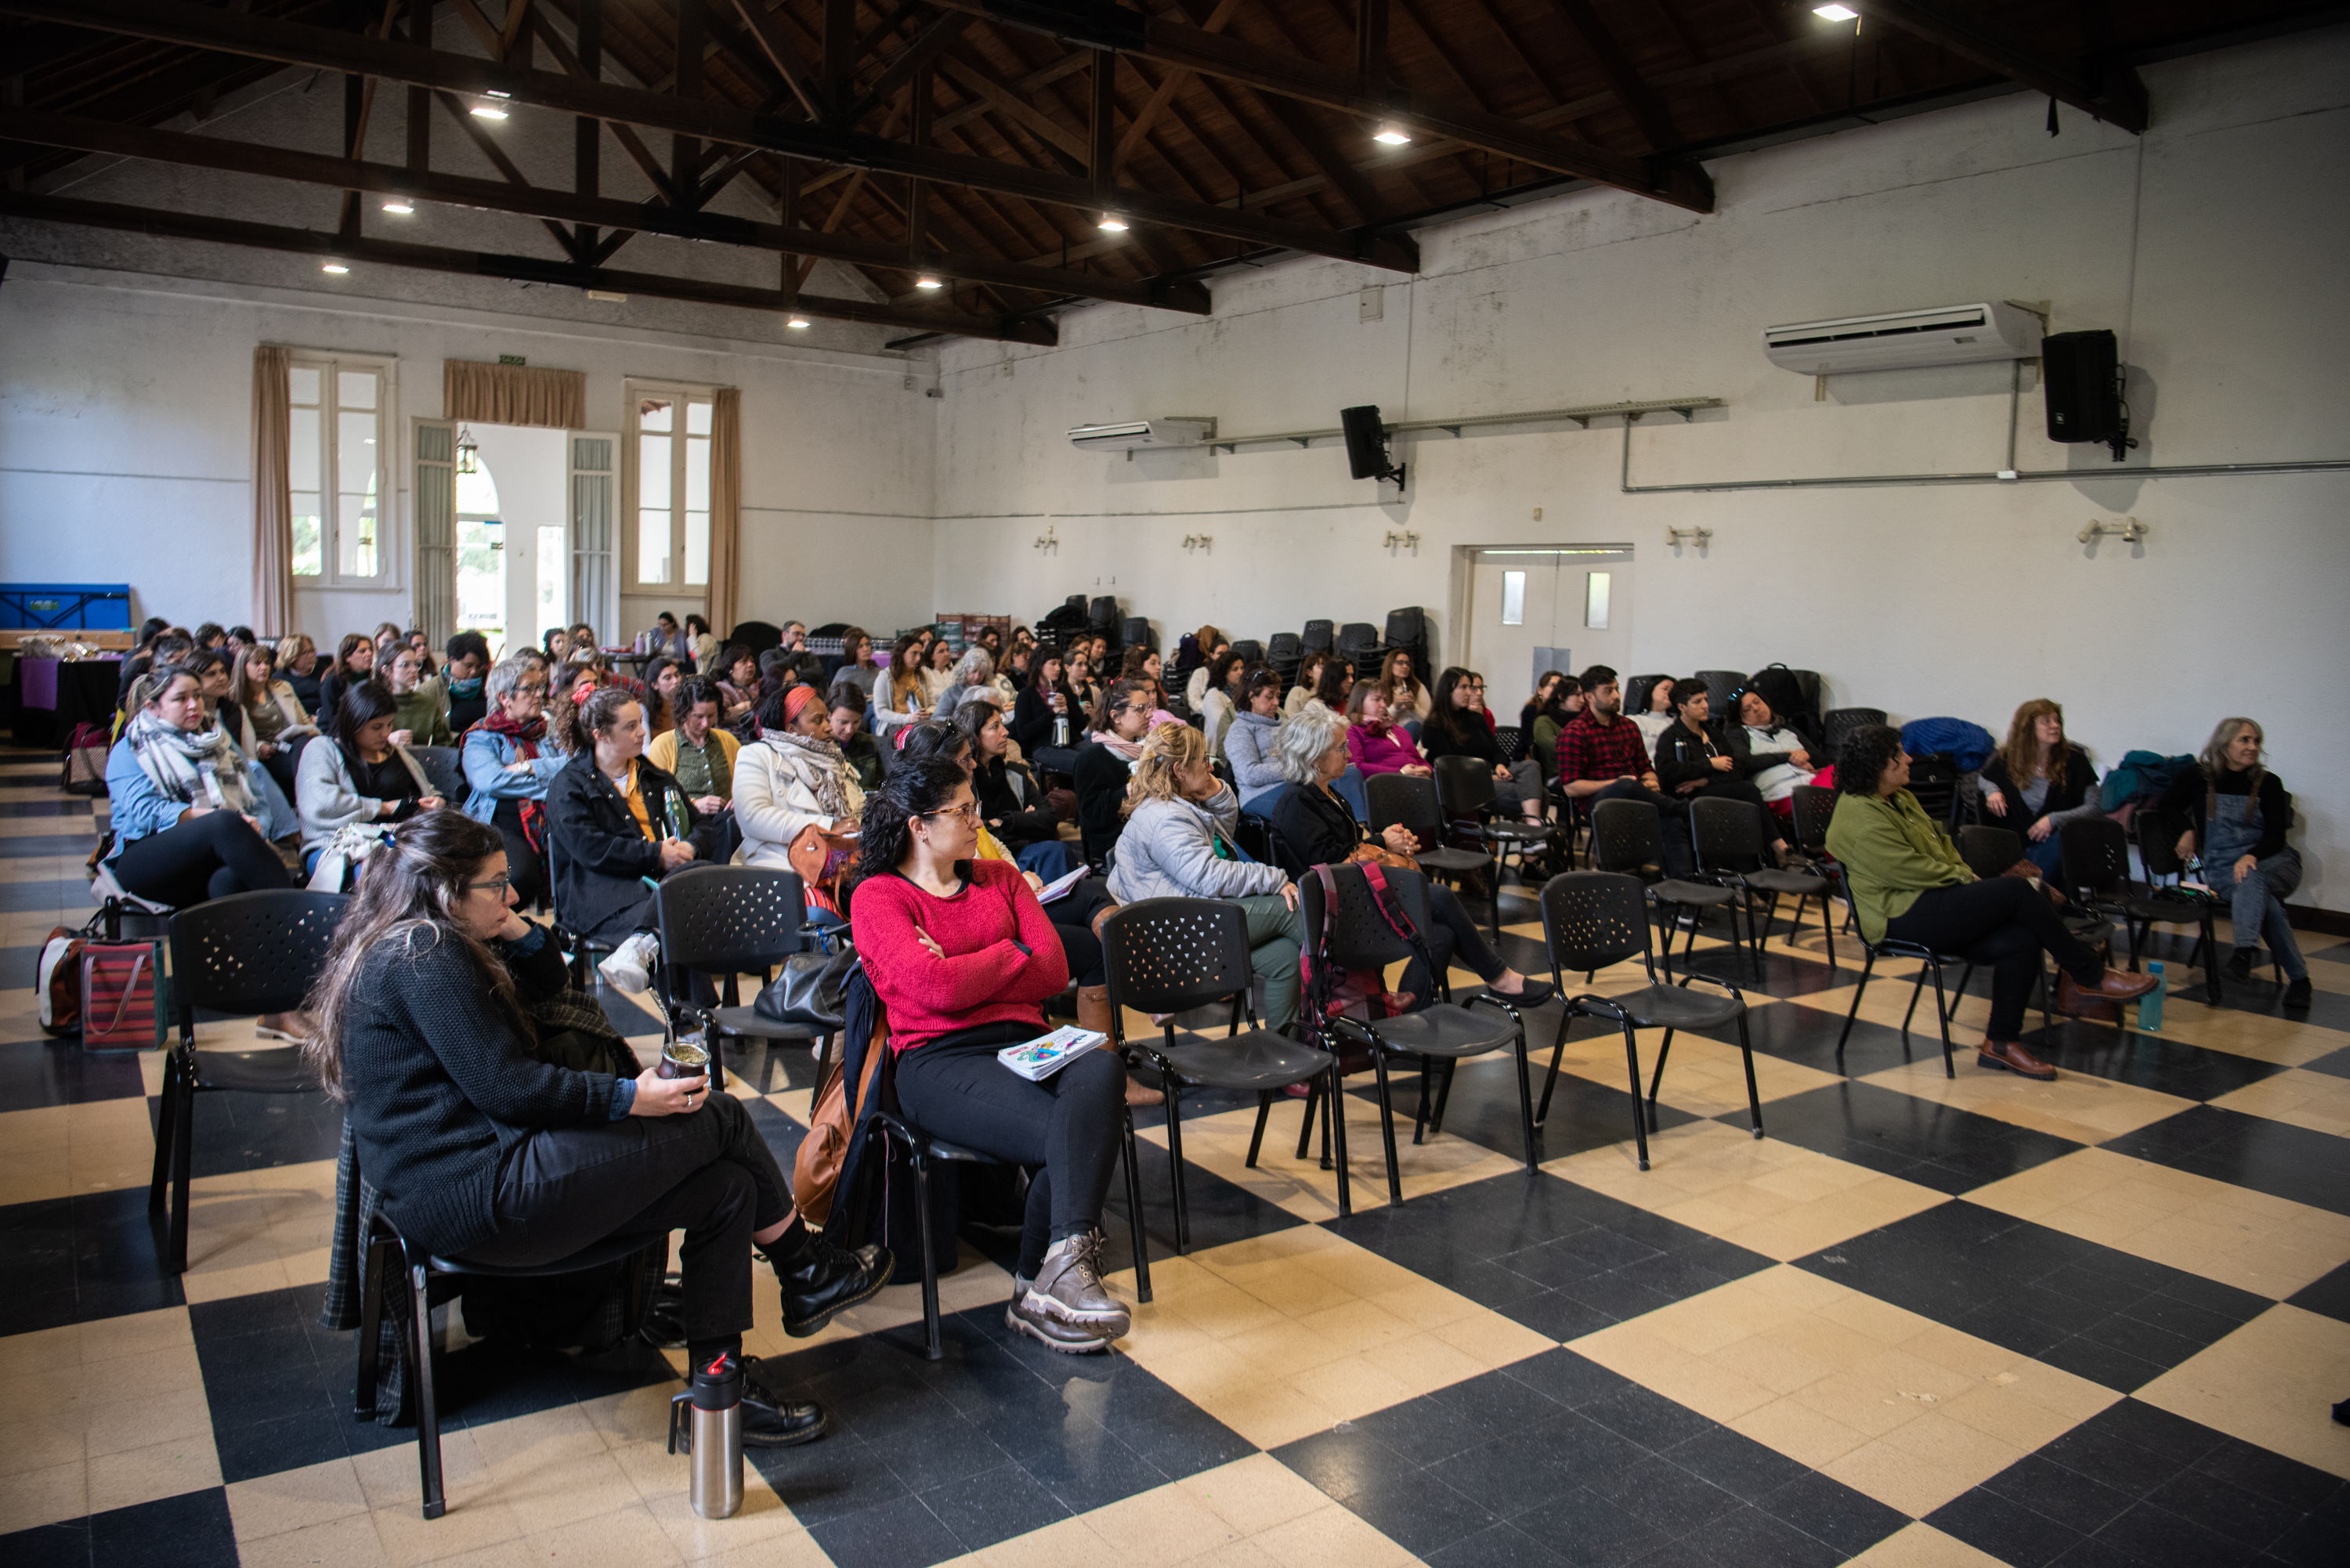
[
  {"left": 1421, "top": 666, "right": 1478, "bottom": 750},
  {"left": 1089, "top": 677, "right": 1153, "bottom": 736},
  {"left": 1206, "top": 648, "right": 1246, "bottom": 695},
  {"left": 1835, "top": 724, "right": 1906, "bottom": 797},
  {"left": 553, "top": 684, "right": 639, "bottom": 757},
  {"left": 333, "top": 632, "right": 372, "bottom": 677},
  {"left": 301, "top": 811, "right": 527, "bottom": 1101},
  {"left": 847, "top": 754, "right": 969, "bottom": 901},
  {"left": 334, "top": 681, "right": 402, "bottom": 771}
]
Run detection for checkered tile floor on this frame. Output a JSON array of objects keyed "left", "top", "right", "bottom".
[{"left": 1, "top": 740, "right": 2345, "bottom": 1567}]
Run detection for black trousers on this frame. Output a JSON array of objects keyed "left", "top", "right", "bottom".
[
  {"left": 1047, "top": 876, "right": 1115, "bottom": 987},
  {"left": 113, "top": 811, "right": 293, "bottom": 907},
  {"left": 1885, "top": 876, "right": 2103, "bottom": 1040},
  {"left": 457, "top": 1089, "right": 790, "bottom": 1345},
  {"left": 1401, "top": 883, "right": 1506, "bottom": 999},
  {"left": 891, "top": 1022, "right": 1126, "bottom": 1277},
  {"left": 490, "top": 798, "right": 548, "bottom": 910}
]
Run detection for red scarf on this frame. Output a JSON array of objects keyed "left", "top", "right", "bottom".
[{"left": 479, "top": 710, "right": 549, "bottom": 852}]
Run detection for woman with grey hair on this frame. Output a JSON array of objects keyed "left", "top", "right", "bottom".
[
  {"left": 937, "top": 645, "right": 996, "bottom": 717},
  {"left": 461, "top": 654, "right": 564, "bottom": 906},
  {"left": 2157, "top": 718, "right": 2311, "bottom": 1009},
  {"left": 1263, "top": 705, "right": 1547, "bottom": 1006}
]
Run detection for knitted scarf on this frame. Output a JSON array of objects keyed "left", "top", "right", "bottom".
[
  {"left": 1089, "top": 729, "right": 1144, "bottom": 761},
  {"left": 479, "top": 710, "right": 549, "bottom": 851},
  {"left": 125, "top": 709, "right": 257, "bottom": 817},
  {"left": 761, "top": 727, "right": 853, "bottom": 819}
]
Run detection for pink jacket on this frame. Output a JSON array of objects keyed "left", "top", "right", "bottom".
[{"left": 1347, "top": 723, "right": 1426, "bottom": 775}]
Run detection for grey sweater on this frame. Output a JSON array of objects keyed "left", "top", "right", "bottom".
[{"left": 1106, "top": 785, "right": 1289, "bottom": 904}]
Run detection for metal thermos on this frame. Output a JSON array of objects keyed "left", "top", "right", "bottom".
[
  {"left": 667, "top": 1353, "right": 744, "bottom": 1519},
  {"left": 1051, "top": 714, "right": 1071, "bottom": 748}
]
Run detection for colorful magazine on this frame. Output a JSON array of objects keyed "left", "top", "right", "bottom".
[{"left": 998, "top": 1024, "right": 1108, "bottom": 1082}]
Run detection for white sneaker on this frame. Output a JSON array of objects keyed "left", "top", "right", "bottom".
[{"left": 598, "top": 931, "right": 659, "bottom": 992}]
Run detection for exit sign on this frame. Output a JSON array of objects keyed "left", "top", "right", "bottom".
[{"left": 497, "top": 354, "right": 526, "bottom": 366}]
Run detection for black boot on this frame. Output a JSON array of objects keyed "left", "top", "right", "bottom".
[
  {"left": 2225, "top": 948, "right": 2258, "bottom": 983},
  {"left": 740, "top": 1356, "right": 830, "bottom": 1447},
  {"left": 2283, "top": 977, "right": 2313, "bottom": 1011},
  {"left": 768, "top": 1235, "right": 893, "bottom": 1337}
]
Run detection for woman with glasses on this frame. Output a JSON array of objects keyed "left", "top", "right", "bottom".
[
  {"left": 1074, "top": 678, "right": 1156, "bottom": 862},
  {"left": 462, "top": 655, "right": 566, "bottom": 907},
  {"left": 849, "top": 754, "right": 1133, "bottom": 1353}
]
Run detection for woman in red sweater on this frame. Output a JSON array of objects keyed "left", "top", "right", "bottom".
[
  {"left": 848, "top": 753, "right": 1132, "bottom": 1354},
  {"left": 1343, "top": 680, "right": 1434, "bottom": 778}
]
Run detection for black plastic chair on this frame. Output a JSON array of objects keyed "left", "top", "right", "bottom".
[
  {"left": 407, "top": 744, "right": 467, "bottom": 806},
  {"left": 1586, "top": 798, "right": 1741, "bottom": 979},
  {"left": 2061, "top": 818, "right": 2198, "bottom": 1007},
  {"left": 1831, "top": 874, "right": 1965, "bottom": 1078},
  {"left": 728, "top": 620, "right": 783, "bottom": 658},
  {"left": 653, "top": 866, "right": 836, "bottom": 1073},
  {"left": 2132, "top": 811, "right": 2222, "bottom": 1003},
  {"left": 1229, "top": 639, "right": 1264, "bottom": 667},
  {"left": 1365, "top": 771, "right": 1496, "bottom": 936},
  {"left": 1536, "top": 872, "right": 1759, "bottom": 1170},
  {"left": 542, "top": 833, "right": 618, "bottom": 990},
  {"left": 1299, "top": 866, "right": 1538, "bottom": 1206},
  {"left": 1336, "top": 623, "right": 1380, "bottom": 670},
  {"left": 1623, "top": 675, "right": 1672, "bottom": 719},
  {"left": 1431, "top": 753, "right": 1551, "bottom": 891},
  {"left": 357, "top": 1209, "right": 661, "bottom": 1518},
  {"left": 1790, "top": 785, "right": 1848, "bottom": 933},
  {"left": 1690, "top": 797, "right": 1832, "bottom": 974},
  {"left": 154, "top": 890, "right": 348, "bottom": 1274},
  {"left": 1300, "top": 620, "right": 1334, "bottom": 655},
  {"left": 1102, "top": 898, "right": 1344, "bottom": 1239},
  {"left": 1822, "top": 707, "right": 1888, "bottom": 757},
  {"left": 1942, "top": 826, "right": 2066, "bottom": 1037}
]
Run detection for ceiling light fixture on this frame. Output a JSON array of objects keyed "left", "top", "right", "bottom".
[
  {"left": 1372, "top": 121, "right": 1412, "bottom": 146},
  {"left": 380, "top": 201, "right": 414, "bottom": 215},
  {"left": 915, "top": 276, "right": 944, "bottom": 290},
  {"left": 786, "top": 316, "right": 810, "bottom": 330},
  {"left": 1813, "top": 4, "right": 1858, "bottom": 20},
  {"left": 1097, "top": 213, "right": 1128, "bottom": 232},
  {"left": 321, "top": 262, "right": 350, "bottom": 274},
  {"left": 469, "top": 104, "right": 508, "bottom": 120}
]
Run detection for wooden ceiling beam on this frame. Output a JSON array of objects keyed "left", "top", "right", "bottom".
[
  {"left": 1852, "top": 0, "right": 2146, "bottom": 132},
  {"left": 1550, "top": 0, "right": 1683, "bottom": 151}
]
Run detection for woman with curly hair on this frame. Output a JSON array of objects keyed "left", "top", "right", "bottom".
[{"left": 1824, "top": 724, "right": 2153, "bottom": 1082}]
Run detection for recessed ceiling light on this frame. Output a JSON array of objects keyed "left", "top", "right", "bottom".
[
  {"left": 469, "top": 105, "right": 508, "bottom": 120},
  {"left": 915, "top": 276, "right": 944, "bottom": 290},
  {"left": 1097, "top": 213, "right": 1128, "bottom": 232},
  {"left": 1813, "top": 5, "right": 1859, "bottom": 20},
  {"left": 1372, "top": 121, "right": 1412, "bottom": 146},
  {"left": 321, "top": 263, "right": 350, "bottom": 274},
  {"left": 380, "top": 201, "right": 414, "bottom": 215},
  {"left": 484, "top": 89, "right": 513, "bottom": 99},
  {"left": 786, "top": 316, "right": 810, "bottom": 330}
]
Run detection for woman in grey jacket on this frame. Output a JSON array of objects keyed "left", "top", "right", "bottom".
[
  {"left": 296, "top": 681, "right": 441, "bottom": 873},
  {"left": 1105, "top": 723, "right": 1305, "bottom": 1031},
  {"left": 1224, "top": 670, "right": 1287, "bottom": 811}
]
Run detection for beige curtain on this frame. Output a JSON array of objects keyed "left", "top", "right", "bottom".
[
  {"left": 443, "top": 359, "right": 587, "bottom": 429},
  {"left": 710, "top": 388, "right": 743, "bottom": 638},
  {"left": 249, "top": 346, "right": 294, "bottom": 637}
]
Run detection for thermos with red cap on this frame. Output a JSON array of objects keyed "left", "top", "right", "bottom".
[{"left": 667, "top": 1352, "right": 744, "bottom": 1519}]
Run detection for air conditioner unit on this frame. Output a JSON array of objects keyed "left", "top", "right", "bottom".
[
  {"left": 1762, "top": 302, "right": 2043, "bottom": 376},
  {"left": 1067, "top": 417, "right": 1215, "bottom": 452}
]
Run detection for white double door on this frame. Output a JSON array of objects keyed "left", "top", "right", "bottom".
[{"left": 1459, "top": 545, "right": 1636, "bottom": 718}]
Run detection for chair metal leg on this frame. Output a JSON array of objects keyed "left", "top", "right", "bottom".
[
  {"left": 147, "top": 1050, "right": 181, "bottom": 1214},
  {"left": 1925, "top": 964, "right": 1955, "bottom": 1078},
  {"left": 1411, "top": 1054, "right": 1433, "bottom": 1147},
  {"left": 1509, "top": 1022, "right": 1538, "bottom": 1173},
  {"left": 1900, "top": 972, "right": 1929, "bottom": 1041},
  {"left": 165, "top": 1068, "right": 195, "bottom": 1275},
  {"left": 1645, "top": 1029, "right": 1676, "bottom": 1133},
  {"left": 1119, "top": 1109, "right": 1153, "bottom": 1303},
  {"left": 1819, "top": 894, "right": 1837, "bottom": 971},
  {"left": 1296, "top": 1078, "right": 1320, "bottom": 1163},
  {"left": 1737, "top": 1012, "right": 1763, "bottom": 1138},
  {"left": 1430, "top": 1060, "right": 1457, "bottom": 1137},
  {"left": 355, "top": 1234, "right": 387, "bottom": 1418},
  {"left": 1246, "top": 1092, "right": 1272, "bottom": 1169},
  {"left": 2200, "top": 915, "right": 2221, "bottom": 1003},
  {"left": 1836, "top": 953, "right": 1876, "bottom": 1060},
  {"left": 1537, "top": 1013, "right": 1573, "bottom": 1126},
  {"left": 1619, "top": 1019, "right": 1650, "bottom": 1172},
  {"left": 1164, "top": 1086, "right": 1191, "bottom": 1254},
  {"left": 411, "top": 1258, "right": 445, "bottom": 1519},
  {"left": 1318, "top": 1073, "right": 1334, "bottom": 1169},
  {"left": 1329, "top": 1066, "right": 1353, "bottom": 1218},
  {"left": 912, "top": 1149, "right": 942, "bottom": 1360},
  {"left": 1368, "top": 1047, "right": 1404, "bottom": 1207},
  {"left": 1947, "top": 964, "right": 1975, "bottom": 1022}
]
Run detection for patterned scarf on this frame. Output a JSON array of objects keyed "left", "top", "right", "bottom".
[
  {"left": 761, "top": 727, "right": 853, "bottom": 819},
  {"left": 125, "top": 709, "right": 257, "bottom": 817},
  {"left": 480, "top": 709, "right": 549, "bottom": 851}
]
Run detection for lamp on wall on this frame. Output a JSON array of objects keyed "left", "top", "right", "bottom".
[
  {"left": 456, "top": 426, "right": 480, "bottom": 475},
  {"left": 1034, "top": 523, "right": 1059, "bottom": 552},
  {"left": 1182, "top": 533, "right": 1213, "bottom": 552},
  {"left": 1664, "top": 525, "right": 1712, "bottom": 552},
  {"left": 2077, "top": 517, "right": 2147, "bottom": 545}
]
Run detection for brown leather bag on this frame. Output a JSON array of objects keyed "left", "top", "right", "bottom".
[{"left": 790, "top": 1014, "right": 889, "bottom": 1227}]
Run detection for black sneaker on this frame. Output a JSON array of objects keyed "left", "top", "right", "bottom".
[
  {"left": 770, "top": 1237, "right": 893, "bottom": 1337},
  {"left": 739, "top": 1357, "right": 829, "bottom": 1447},
  {"left": 2225, "top": 948, "right": 2258, "bottom": 983},
  {"left": 2283, "top": 977, "right": 2313, "bottom": 1011}
]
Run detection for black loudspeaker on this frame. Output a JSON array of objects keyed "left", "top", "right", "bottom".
[
  {"left": 2042, "top": 329, "right": 2120, "bottom": 444},
  {"left": 1339, "top": 404, "right": 1400, "bottom": 486}
]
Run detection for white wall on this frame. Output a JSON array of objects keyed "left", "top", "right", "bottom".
[{"left": 925, "top": 30, "right": 2350, "bottom": 910}]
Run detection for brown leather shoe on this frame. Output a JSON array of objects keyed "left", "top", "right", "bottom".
[
  {"left": 2057, "top": 968, "right": 2157, "bottom": 1016},
  {"left": 1977, "top": 1039, "right": 2056, "bottom": 1080}
]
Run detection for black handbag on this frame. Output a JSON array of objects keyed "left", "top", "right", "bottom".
[{"left": 753, "top": 948, "right": 856, "bottom": 1029}]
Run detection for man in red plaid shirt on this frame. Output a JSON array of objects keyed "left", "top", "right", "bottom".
[{"left": 1555, "top": 666, "right": 1695, "bottom": 876}]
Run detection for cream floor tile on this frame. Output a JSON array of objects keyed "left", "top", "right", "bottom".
[
  {"left": 2135, "top": 1304, "right": 2350, "bottom": 1480},
  {"left": 514, "top": 1500, "right": 692, "bottom": 1567},
  {"left": 1247, "top": 1499, "right": 1421, "bottom": 1568},
  {"left": 2209, "top": 1065, "right": 2350, "bottom": 1139},
  {"left": 171, "top": 1155, "right": 340, "bottom": 1297},
  {"left": 233, "top": 1511, "right": 395, "bottom": 1568},
  {"left": 226, "top": 1454, "right": 376, "bottom": 1541},
  {"left": 1844, "top": 1519, "right": 2011, "bottom": 1566},
  {"left": 1966, "top": 1146, "right": 2350, "bottom": 1299},
  {"left": 2124, "top": 995, "right": 2348, "bottom": 1068},
  {"left": 0, "top": 1458, "right": 88, "bottom": 1534},
  {"left": 86, "top": 1433, "right": 222, "bottom": 1514},
  {"left": 0, "top": 1094, "right": 160, "bottom": 1206},
  {"left": 1571, "top": 1263, "right": 2117, "bottom": 1515},
  {"left": 1528, "top": 1002, "right": 1846, "bottom": 1117},
  {"left": 1115, "top": 1228, "right": 1549, "bottom": 1450},
  {"left": 1857, "top": 1046, "right": 2200, "bottom": 1145},
  {"left": 1545, "top": 1116, "right": 1949, "bottom": 1262},
  {"left": 739, "top": 1237, "right": 1014, "bottom": 1359}
]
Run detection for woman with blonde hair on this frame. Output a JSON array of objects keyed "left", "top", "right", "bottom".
[
  {"left": 1105, "top": 723, "right": 1306, "bottom": 1032},
  {"left": 2157, "top": 718, "right": 2310, "bottom": 1008},
  {"left": 1979, "top": 698, "right": 2102, "bottom": 882}
]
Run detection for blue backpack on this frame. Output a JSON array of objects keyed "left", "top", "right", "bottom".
[{"left": 1899, "top": 717, "right": 1997, "bottom": 773}]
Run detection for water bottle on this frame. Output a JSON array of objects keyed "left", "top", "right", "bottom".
[
  {"left": 667, "top": 1353, "right": 744, "bottom": 1519},
  {"left": 664, "top": 789, "right": 692, "bottom": 843},
  {"left": 2139, "top": 961, "right": 2166, "bottom": 1032},
  {"left": 1051, "top": 713, "right": 1071, "bottom": 748}
]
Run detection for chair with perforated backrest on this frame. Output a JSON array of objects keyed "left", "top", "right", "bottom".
[
  {"left": 1431, "top": 754, "right": 1550, "bottom": 912},
  {"left": 1336, "top": 623, "right": 1380, "bottom": 668},
  {"left": 1266, "top": 631, "right": 1303, "bottom": 675},
  {"left": 1693, "top": 671, "right": 1748, "bottom": 711},
  {"left": 1537, "top": 872, "right": 1759, "bottom": 1169},
  {"left": 1365, "top": 771, "right": 1496, "bottom": 936},
  {"left": 2061, "top": 815, "right": 2196, "bottom": 1001},
  {"left": 1102, "top": 898, "right": 1344, "bottom": 1242},
  {"left": 2131, "top": 809, "right": 2221, "bottom": 1003},
  {"left": 1298, "top": 865, "right": 1537, "bottom": 1206},
  {"left": 154, "top": 890, "right": 348, "bottom": 1273},
  {"left": 1822, "top": 708, "right": 1888, "bottom": 758},
  {"left": 1690, "top": 797, "right": 1833, "bottom": 974},
  {"left": 1230, "top": 639, "right": 1264, "bottom": 667},
  {"left": 1937, "top": 824, "right": 2067, "bottom": 1037},
  {"left": 1494, "top": 725, "right": 1525, "bottom": 764},
  {"left": 1830, "top": 865, "right": 1970, "bottom": 1078},
  {"left": 653, "top": 866, "right": 836, "bottom": 1075},
  {"left": 1586, "top": 798, "right": 1741, "bottom": 979},
  {"left": 1623, "top": 675, "right": 1672, "bottom": 718},
  {"left": 1300, "top": 620, "right": 1334, "bottom": 655},
  {"left": 406, "top": 745, "right": 468, "bottom": 806}
]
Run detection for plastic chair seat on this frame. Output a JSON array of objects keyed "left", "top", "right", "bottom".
[
  {"left": 188, "top": 1046, "right": 317, "bottom": 1094},
  {"left": 1653, "top": 878, "right": 1736, "bottom": 907},
  {"left": 432, "top": 1231, "right": 665, "bottom": 1277},
  {"left": 1478, "top": 821, "right": 1549, "bottom": 844},
  {"left": 1157, "top": 1029, "right": 1335, "bottom": 1093},
  {"left": 1412, "top": 846, "right": 1490, "bottom": 875},
  {"left": 707, "top": 1004, "right": 829, "bottom": 1045},
  {"left": 1744, "top": 868, "right": 1827, "bottom": 896},
  {"left": 1364, "top": 1002, "right": 1519, "bottom": 1059},
  {"left": 1592, "top": 984, "right": 1745, "bottom": 1030}
]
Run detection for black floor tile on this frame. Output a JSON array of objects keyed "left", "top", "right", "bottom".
[
  {"left": 0, "top": 877, "right": 96, "bottom": 912},
  {"left": 0, "top": 1033, "right": 149, "bottom": 1105},
  {"left": 179, "top": 1084, "right": 347, "bottom": 1179},
  {"left": 1753, "top": 1469, "right": 1908, "bottom": 1556},
  {"left": 1796, "top": 1203, "right": 2269, "bottom": 1391},
  {"left": 0, "top": 832, "right": 103, "bottom": 858},
  {"left": 1929, "top": 1484, "right": 2085, "bottom": 1567},
  {"left": 1364, "top": 1039, "right": 1705, "bottom": 1166},
  {"left": 1105, "top": 1122, "right": 1306, "bottom": 1266},
  {"left": 0, "top": 799, "right": 95, "bottom": 817},
  {"left": 2100, "top": 1104, "right": 2350, "bottom": 1216},
  {"left": 915, "top": 1460, "right": 1074, "bottom": 1555},
  {"left": 1682, "top": 1501, "right": 1853, "bottom": 1568},
  {"left": 1683, "top": 996, "right": 1876, "bottom": 1077},
  {"left": 2, "top": 941, "right": 59, "bottom": 990},
  {"left": 2050, "top": 1030, "right": 2289, "bottom": 1100},
  {"left": 1426, "top": 1521, "right": 1574, "bottom": 1568},
  {"left": 1753, "top": 1080, "right": 2083, "bottom": 1194},
  {"left": 2300, "top": 1044, "right": 2350, "bottom": 1080},
  {"left": 806, "top": 1489, "right": 969, "bottom": 1568},
  {"left": 0, "top": 1187, "right": 186, "bottom": 1338}
]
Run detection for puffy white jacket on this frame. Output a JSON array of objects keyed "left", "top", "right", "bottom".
[{"left": 732, "top": 737, "right": 864, "bottom": 869}]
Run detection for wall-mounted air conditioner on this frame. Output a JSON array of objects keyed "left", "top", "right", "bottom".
[
  {"left": 1762, "top": 302, "right": 2043, "bottom": 376},
  {"left": 1067, "top": 417, "right": 1216, "bottom": 452}
]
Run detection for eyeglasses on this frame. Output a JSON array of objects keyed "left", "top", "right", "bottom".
[
  {"left": 920, "top": 801, "right": 982, "bottom": 824},
  {"left": 1117, "top": 703, "right": 1153, "bottom": 716},
  {"left": 514, "top": 684, "right": 548, "bottom": 696},
  {"left": 468, "top": 875, "right": 512, "bottom": 898}
]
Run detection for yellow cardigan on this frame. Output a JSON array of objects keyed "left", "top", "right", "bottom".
[{"left": 1824, "top": 789, "right": 1972, "bottom": 943}]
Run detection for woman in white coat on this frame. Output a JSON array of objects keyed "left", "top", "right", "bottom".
[{"left": 732, "top": 682, "right": 865, "bottom": 886}]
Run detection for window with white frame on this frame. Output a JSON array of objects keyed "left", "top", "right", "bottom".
[
  {"left": 288, "top": 356, "right": 394, "bottom": 585},
  {"left": 627, "top": 385, "right": 714, "bottom": 593}
]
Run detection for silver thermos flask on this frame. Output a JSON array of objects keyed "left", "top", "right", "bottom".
[
  {"left": 1052, "top": 712, "right": 1071, "bottom": 748},
  {"left": 667, "top": 1353, "right": 744, "bottom": 1519}
]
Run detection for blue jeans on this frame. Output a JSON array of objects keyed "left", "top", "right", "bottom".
[
  {"left": 1332, "top": 766, "right": 1368, "bottom": 821},
  {"left": 2204, "top": 847, "right": 2307, "bottom": 981},
  {"left": 1015, "top": 838, "right": 1078, "bottom": 880}
]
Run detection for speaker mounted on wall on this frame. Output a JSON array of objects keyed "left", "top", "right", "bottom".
[
  {"left": 1339, "top": 405, "right": 1406, "bottom": 491},
  {"left": 2041, "top": 329, "right": 2137, "bottom": 462}
]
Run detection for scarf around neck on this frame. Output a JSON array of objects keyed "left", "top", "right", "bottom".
[
  {"left": 1090, "top": 729, "right": 1144, "bottom": 761},
  {"left": 762, "top": 727, "right": 852, "bottom": 818},
  {"left": 126, "top": 709, "right": 257, "bottom": 816}
]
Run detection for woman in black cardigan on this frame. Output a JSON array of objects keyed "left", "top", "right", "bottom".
[
  {"left": 1417, "top": 667, "right": 1547, "bottom": 824},
  {"left": 1010, "top": 647, "right": 1077, "bottom": 754},
  {"left": 303, "top": 810, "right": 887, "bottom": 1443},
  {"left": 1979, "top": 699, "right": 2102, "bottom": 883}
]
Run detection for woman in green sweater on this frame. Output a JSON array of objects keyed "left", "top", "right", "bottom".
[
  {"left": 1824, "top": 724, "right": 2152, "bottom": 1081},
  {"left": 381, "top": 642, "right": 454, "bottom": 747}
]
